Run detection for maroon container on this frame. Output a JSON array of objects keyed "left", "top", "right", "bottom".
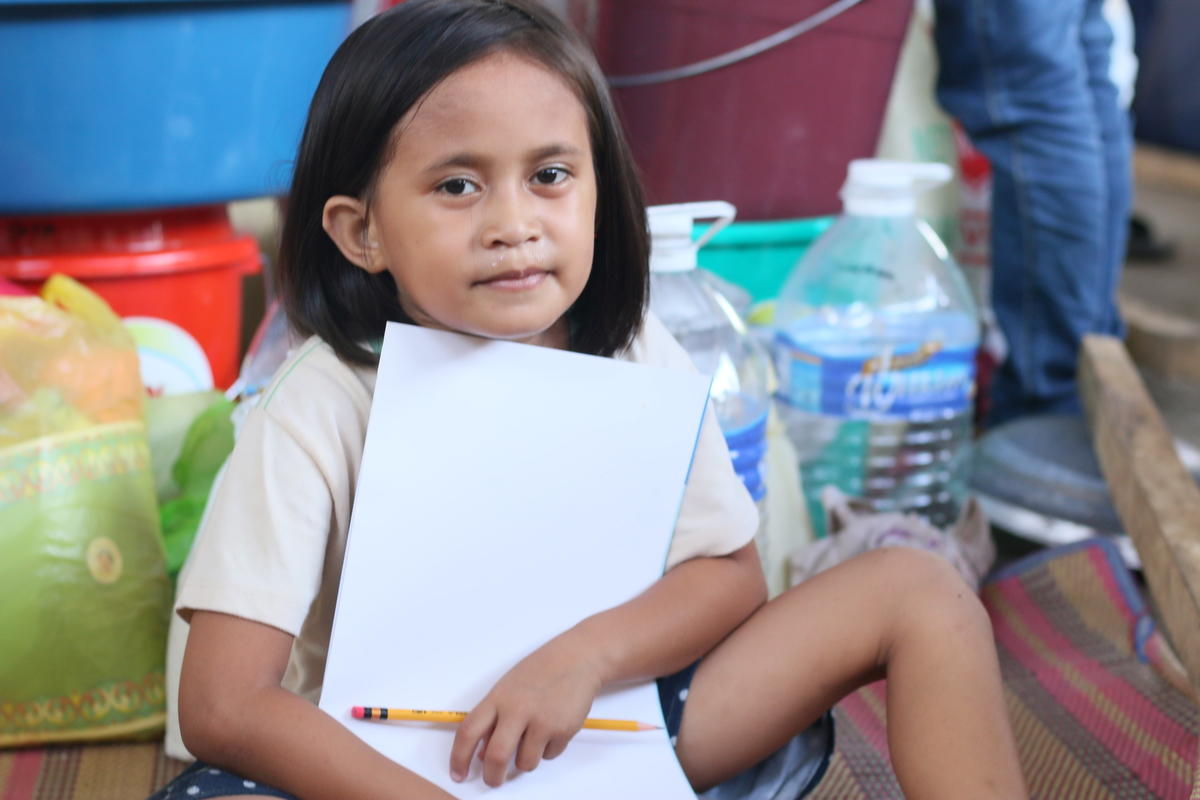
[{"left": 578, "top": 1, "right": 912, "bottom": 219}]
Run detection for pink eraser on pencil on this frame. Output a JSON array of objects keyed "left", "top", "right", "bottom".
[{"left": 350, "top": 706, "right": 365, "bottom": 719}]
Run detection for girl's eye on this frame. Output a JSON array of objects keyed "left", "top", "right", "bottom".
[
  {"left": 533, "top": 167, "right": 569, "bottom": 186},
  {"left": 437, "top": 178, "right": 480, "bottom": 196}
]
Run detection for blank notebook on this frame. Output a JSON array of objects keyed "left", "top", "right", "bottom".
[{"left": 319, "top": 323, "right": 710, "bottom": 798}]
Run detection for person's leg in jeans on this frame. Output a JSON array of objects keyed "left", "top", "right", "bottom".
[
  {"left": 1083, "top": 0, "right": 1133, "bottom": 336},
  {"left": 933, "top": 0, "right": 1129, "bottom": 425}
]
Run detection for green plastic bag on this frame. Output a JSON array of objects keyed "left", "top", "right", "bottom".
[
  {"left": 0, "top": 277, "right": 171, "bottom": 747},
  {"left": 158, "top": 397, "right": 236, "bottom": 578}
]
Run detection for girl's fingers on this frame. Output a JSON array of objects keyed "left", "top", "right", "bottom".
[
  {"left": 481, "top": 717, "right": 525, "bottom": 787},
  {"left": 543, "top": 735, "right": 569, "bottom": 761},
  {"left": 514, "top": 724, "right": 551, "bottom": 773},
  {"left": 449, "top": 707, "right": 495, "bottom": 782}
]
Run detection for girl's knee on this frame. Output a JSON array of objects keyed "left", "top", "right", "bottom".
[
  {"left": 866, "top": 547, "right": 991, "bottom": 636},
  {"left": 861, "top": 545, "right": 965, "bottom": 588}
]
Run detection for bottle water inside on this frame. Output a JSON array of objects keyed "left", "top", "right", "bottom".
[
  {"left": 772, "top": 160, "right": 980, "bottom": 536},
  {"left": 647, "top": 201, "right": 772, "bottom": 569}
]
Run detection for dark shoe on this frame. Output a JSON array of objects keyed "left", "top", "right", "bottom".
[{"left": 1127, "top": 213, "right": 1177, "bottom": 263}]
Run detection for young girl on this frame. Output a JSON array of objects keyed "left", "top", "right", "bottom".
[{"left": 152, "top": 1, "right": 1026, "bottom": 798}]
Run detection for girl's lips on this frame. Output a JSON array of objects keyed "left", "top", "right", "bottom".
[{"left": 476, "top": 268, "right": 551, "bottom": 290}]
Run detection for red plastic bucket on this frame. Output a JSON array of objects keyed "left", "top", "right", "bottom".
[
  {"left": 0, "top": 205, "right": 260, "bottom": 389},
  {"left": 582, "top": 0, "right": 912, "bottom": 220}
]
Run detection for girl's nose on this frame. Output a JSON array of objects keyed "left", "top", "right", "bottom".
[{"left": 482, "top": 188, "right": 541, "bottom": 248}]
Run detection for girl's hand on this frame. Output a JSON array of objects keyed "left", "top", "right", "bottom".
[{"left": 449, "top": 631, "right": 605, "bottom": 787}]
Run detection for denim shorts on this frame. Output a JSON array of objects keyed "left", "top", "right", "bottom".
[
  {"left": 148, "top": 762, "right": 297, "bottom": 800},
  {"left": 151, "top": 664, "right": 833, "bottom": 799},
  {"left": 658, "top": 661, "right": 834, "bottom": 800}
]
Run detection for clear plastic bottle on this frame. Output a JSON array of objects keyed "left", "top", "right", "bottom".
[
  {"left": 772, "top": 160, "right": 980, "bottom": 535},
  {"left": 647, "top": 202, "right": 773, "bottom": 571}
]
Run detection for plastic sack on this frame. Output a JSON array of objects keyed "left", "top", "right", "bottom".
[
  {"left": 874, "top": 0, "right": 959, "bottom": 244},
  {"left": 0, "top": 275, "right": 171, "bottom": 747},
  {"left": 155, "top": 300, "right": 293, "bottom": 579},
  {"left": 159, "top": 397, "right": 235, "bottom": 578}
]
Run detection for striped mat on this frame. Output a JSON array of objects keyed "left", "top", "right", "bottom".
[
  {"left": 1, "top": 538, "right": 1196, "bottom": 799},
  {"left": 0, "top": 742, "right": 184, "bottom": 800},
  {"left": 811, "top": 537, "right": 1200, "bottom": 799}
]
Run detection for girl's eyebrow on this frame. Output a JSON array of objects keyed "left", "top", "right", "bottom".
[
  {"left": 423, "top": 144, "right": 585, "bottom": 174},
  {"left": 425, "top": 153, "right": 486, "bottom": 173},
  {"left": 527, "top": 143, "right": 585, "bottom": 162}
]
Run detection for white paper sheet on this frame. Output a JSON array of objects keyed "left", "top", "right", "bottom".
[{"left": 319, "top": 323, "right": 709, "bottom": 798}]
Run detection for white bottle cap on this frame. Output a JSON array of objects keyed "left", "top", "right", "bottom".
[
  {"left": 647, "top": 201, "right": 736, "bottom": 273},
  {"left": 839, "top": 159, "right": 953, "bottom": 217}
]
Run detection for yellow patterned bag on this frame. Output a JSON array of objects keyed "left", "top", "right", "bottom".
[{"left": 0, "top": 276, "right": 171, "bottom": 747}]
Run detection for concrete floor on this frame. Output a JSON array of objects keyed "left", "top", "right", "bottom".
[{"left": 1123, "top": 183, "right": 1200, "bottom": 320}]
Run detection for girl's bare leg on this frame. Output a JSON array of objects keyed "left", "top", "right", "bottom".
[{"left": 674, "top": 546, "right": 1025, "bottom": 799}]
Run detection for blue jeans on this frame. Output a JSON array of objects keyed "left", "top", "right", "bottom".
[{"left": 933, "top": 0, "right": 1133, "bottom": 426}]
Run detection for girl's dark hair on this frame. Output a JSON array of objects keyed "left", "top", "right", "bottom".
[{"left": 277, "top": 0, "right": 649, "bottom": 365}]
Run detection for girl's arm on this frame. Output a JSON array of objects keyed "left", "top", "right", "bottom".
[
  {"left": 450, "top": 540, "right": 766, "bottom": 785},
  {"left": 573, "top": 539, "right": 767, "bottom": 680},
  {"left": 180, "top": 610, "right": 458, "bottom": 800}
]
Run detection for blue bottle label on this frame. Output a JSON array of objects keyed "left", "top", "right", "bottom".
[{"left": 776, "top": 340, "right": 976, "bottom": 418}]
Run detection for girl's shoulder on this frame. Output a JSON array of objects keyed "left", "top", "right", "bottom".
[
  {"left": 617, "top": 310, "right": 697, "bottom": 373},
  {"left": 253, "top": 335, "right": 377, "bottom": 427}
]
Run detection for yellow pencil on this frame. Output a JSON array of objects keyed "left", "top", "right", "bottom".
[{"left": 350, "top": 706, "right": 660, "bottom": 732}]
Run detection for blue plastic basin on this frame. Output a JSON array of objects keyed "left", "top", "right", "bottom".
[{"left": 0, "top": 0, "right": 349, "bottom": 213}]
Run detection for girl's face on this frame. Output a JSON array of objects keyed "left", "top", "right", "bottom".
[{"left": 331, "top": 50, "right": 597, "bottom": 349}]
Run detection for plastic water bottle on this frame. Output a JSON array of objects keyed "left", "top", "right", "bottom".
[
  {"left": 647, "top": 202, "right": 773, "bottom": 570},
  {"left": 773, "top": 160, "right": 980, "bottom": 536}
]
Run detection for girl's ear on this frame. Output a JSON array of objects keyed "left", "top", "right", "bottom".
[{"left": 322, "top": 195, "right": 385, "bottom": 273}]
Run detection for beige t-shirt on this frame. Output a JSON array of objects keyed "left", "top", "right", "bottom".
[{"left": 173, "top": 312, "right": 757, "bottom": 705}]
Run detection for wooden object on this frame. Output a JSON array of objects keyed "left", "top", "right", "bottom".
[{"left": 1079, "top": 334, "right": 1200, "bottom": 695}]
